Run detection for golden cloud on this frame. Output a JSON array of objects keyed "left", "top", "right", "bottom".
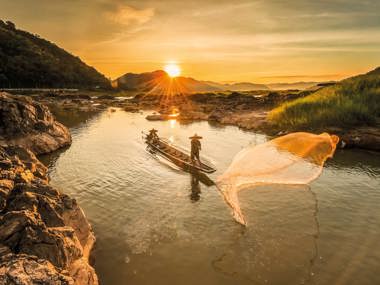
[{"left": 106, "top": 5, "right": 154, "bottom": 26}]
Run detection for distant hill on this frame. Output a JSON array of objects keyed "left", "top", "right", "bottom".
[
  {"left": 114, "top": 70, "right": 332, "bottom": 93},
  {"left": 115, "top": 70, "right": 220, "bottom": 92},
  {"left": 267, "top": 82, "right": 322, "bottom": 90},
  {"left": 114, "top": 70, "right": 269, "bottom": 93},
  {"left": 0, "top": 20, "right": 110, "bottom": 89},
  {"left": 203, "top": 81, "right": 269, "bottom": 91}
]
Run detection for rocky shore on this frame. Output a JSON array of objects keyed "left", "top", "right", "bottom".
[
  {"left": 0, "top": 93, "right": 98, "bottom": 284},
  {"left": 4, "top": 90, "right": 379, "bottom": 152},
  {"left": 0, "top": 93, "right": 71, "bottom": 155},
  {"left": 0, "top": 145, "right": 97, "bottom": 285},
  {"left": 140, "top": 91, "right": 380, "bottom": 151},
  {"left": 141, "top": 90, "right": 303, "bottom": 127}
]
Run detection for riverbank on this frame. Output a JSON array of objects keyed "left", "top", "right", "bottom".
[
  {"left": 0, "top": 92, "right": 72, "bottom": 154},
  {"left": 7, "top": 88, "right": 379, "bottom": 151},
  {"left": 138, "top": 91, "right": 380, "bottom": 151},
  {"left": 267, "top": 68, "right": 380, "bottom": 150},
  {"left": 0, "top": 93, "right": 98, "bottom": 284},
  {"left": 0, "top": 145, "right": 97, "bottom": 284}
]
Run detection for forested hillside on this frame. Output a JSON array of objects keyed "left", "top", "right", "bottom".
[{"left": 0, "top": 20, "right": 110, "bottom": 89}]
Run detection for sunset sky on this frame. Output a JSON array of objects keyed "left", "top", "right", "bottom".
[{"left": 1, "top": 0, "right": 379, "bottom": 83}]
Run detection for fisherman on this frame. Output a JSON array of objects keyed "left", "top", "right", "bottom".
[
  {"left": 189, "top": 133, "right": 202, "bottom": 164},
  {"left": 147, "top": 128, "right": 159, "bottom": 144}
]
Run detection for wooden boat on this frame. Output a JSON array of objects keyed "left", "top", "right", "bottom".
[{"left": 144, "top": 133, "right": 216, "bottom": 174}]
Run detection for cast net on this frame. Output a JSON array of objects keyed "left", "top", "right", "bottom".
[{"left": 216, "top": 132, "right": 339, "bottom": 225}]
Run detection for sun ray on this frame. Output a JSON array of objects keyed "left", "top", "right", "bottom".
[{"left": 137, "top": 62, "right": 194, "bottom": 114}]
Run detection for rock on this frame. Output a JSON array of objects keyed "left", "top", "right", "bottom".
[
  {"left": 146, "top": 114, "right": 165, "bottom": 121},
  {"left": 0, "top": 254, "right": 74, "bottom": 285},
  {"left": 96, "top": 95, "right": 114, "bottom": 100},
  {"left": 123, "top": 104, "right": 139, "bottom": 113},
  {"left": 339, "top": 127, "right": 380, "bottom": 151},
  {"left": 0, "top": 145, "right": 98, "bottom": 285},
  {"left": 0, "top": 92, "right": 72, "bottom": 155},
  {"left": 57, "top": 94, "right": 92, "bottom": 101},
  {"left": 179, "top": 111, "right": 208, "bottom": 121},
  {"left": 189, "top": 93, "right": 212, "bottom": 103},
  {"left": 208, "top": 109, "right": 224, "bottom": 121},
  {"left": 0, "top": 179, "right": 13, "bottom": 211}
]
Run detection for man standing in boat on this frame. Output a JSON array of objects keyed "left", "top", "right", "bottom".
[{"left": 190, "top": 134, "right": 202, "bottom": 164}]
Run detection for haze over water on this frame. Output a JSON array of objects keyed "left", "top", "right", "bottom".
[{"left": 40, "top": 109, "right": 380, "bottom": 285}]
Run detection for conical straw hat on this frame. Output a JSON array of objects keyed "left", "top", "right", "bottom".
[{"left": 189, "top": 133, "right": 202, "bottom": 139}]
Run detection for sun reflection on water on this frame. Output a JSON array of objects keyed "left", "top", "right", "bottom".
[{"left": 169, "top": 119, "right": 176, "bottom": 129}]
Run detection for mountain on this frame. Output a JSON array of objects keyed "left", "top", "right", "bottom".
[
  {"left": 114, "top": 70, "right": 269, "bottom": 93},
  {"left": 0, "top": 20, "right": 110, "bottom": 89},
  {"left": 114, "top": 70, "right": 332, "bottom": 93},
  {"left": 206, "top": 81, "right": 269, "bottom": 91},
  {"left": 266, "top": 82, "right": 322, "bottom": 90},
  {"left": 229, "top": 82, "right": 269, "bottom": 91}
]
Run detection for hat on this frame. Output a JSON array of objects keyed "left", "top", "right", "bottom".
[
  {"left": 149, "top": 128, "right": 158, "bottom": 133},
  {"left": 189, "top": 133, "right": 203, "bottom": 139}
]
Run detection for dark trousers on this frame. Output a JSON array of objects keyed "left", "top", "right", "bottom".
[{"left": 191, "top": 151, "right": 200, "bottom": 162}]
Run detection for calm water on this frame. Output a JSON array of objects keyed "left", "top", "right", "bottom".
[{"left": 40, "top": 108, "right": 380, "bottom": 285}]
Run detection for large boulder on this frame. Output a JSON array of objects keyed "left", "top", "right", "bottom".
[
  {"left": 0, "top": 145, "right": 97, "bottom": 285},
  {"left": 0, "top": 92, "right": 71, "bottom": 154}
]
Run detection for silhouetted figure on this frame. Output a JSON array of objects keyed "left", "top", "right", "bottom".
[
  {"left": 189, "top": 133, "right": 202, "bottom": 164},
  {"left": 190, "top": 174, "right": 201, "bottom": 201},
  {"left": 147, "top": 128, "right": 159, "bottom": 144}
]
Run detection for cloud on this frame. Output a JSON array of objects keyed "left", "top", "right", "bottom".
[{"left": 106, "top": 5, "right": 154, "bottom": 26}]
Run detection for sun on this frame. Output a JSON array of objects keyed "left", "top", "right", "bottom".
[{"left": 164, "top": 63, "right": 181, "bottom": 77}]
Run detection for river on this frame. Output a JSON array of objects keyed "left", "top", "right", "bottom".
[{"left": 40, "top": 108, "right": 380, "bottom": 285}]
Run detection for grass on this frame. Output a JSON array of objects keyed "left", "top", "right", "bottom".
[{"left": 268, "top": 71, "right": 380, "bottom": 130}]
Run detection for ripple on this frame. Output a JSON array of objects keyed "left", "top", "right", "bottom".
[{"left": 43, "top": 109, "right": 380, "bottom": 285}]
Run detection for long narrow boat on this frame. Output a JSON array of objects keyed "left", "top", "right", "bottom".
[{"left": 144, "top": 133, "right": 216, "bottom": 174}]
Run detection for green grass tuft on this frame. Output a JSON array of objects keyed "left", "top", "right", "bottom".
[{"left": 268, "top": 72, "right": 380, "bottom": 130}]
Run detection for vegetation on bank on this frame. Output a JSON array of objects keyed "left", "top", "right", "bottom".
[
  {"left": 0, "top": 20, "right": 110, "bottom": 89},
  {"left": 268, "top": 68, "right": 380, "bottom": 130}
]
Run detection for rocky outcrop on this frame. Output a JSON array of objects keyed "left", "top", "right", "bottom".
[
  {"left": 0, "top": 145, "right": 97, "bottom": 285},
  {"left": 0, "top": 92, "right": 71, "bottom": 155},
  {"left": 0, "top": 254, "right": 74, "bottom": 284},
  {"left": 339, "top": 127, "right": 380, "bottom": 151}
]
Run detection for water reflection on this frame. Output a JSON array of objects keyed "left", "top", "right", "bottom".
[
  {"left": 190, "top": 174, "right": 201, "bottom": 202},
  {"left": 49, "top": 106, "right": 101, "bottom": 128},
  {"left": 328, "top": 149, "right": 380, "bottom": 177},
  {"left": 41, "top": 108, "right": 380, "bottom": 285},
  {"left": 169, "top": 119, "right": 176, "bottom": 129}
]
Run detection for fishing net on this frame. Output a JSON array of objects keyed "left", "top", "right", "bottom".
[{"left": 216, "top": 132, "right": 339, "bottom": 225}]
